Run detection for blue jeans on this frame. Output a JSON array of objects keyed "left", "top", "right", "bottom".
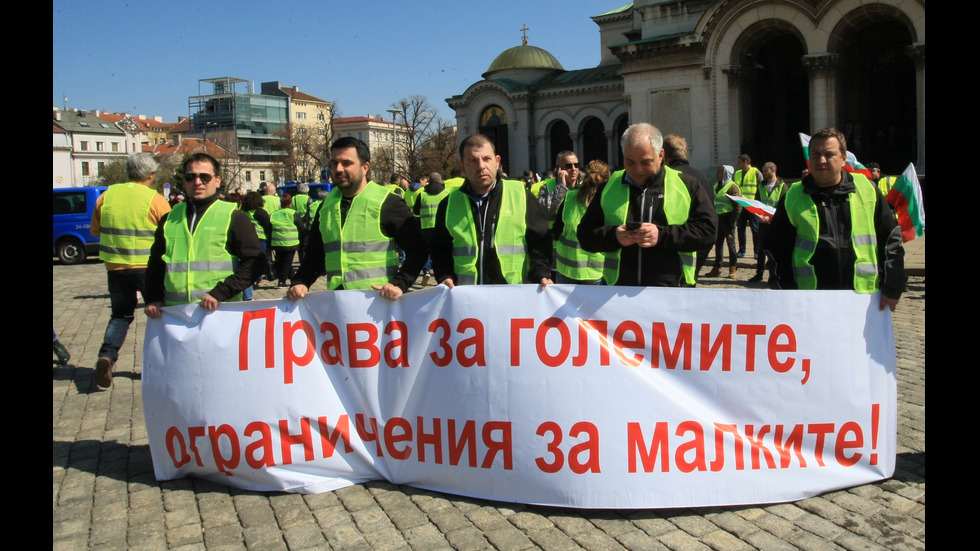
[{"left": 99, "top": 269, "right": 147, "bottom": 363}]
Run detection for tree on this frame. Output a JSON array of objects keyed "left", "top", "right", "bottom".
[
  {"left": 272, "top": 103, "right": 336, "bottom": 183},
  {"left": 420, "top": 119, "right": 459, "bottom": 178},
  {"left": 96, "top": 159, "right": 129, "bottom": 186},
  {"left": 390, "top": 95, "right": 438, "bottom": 180}
]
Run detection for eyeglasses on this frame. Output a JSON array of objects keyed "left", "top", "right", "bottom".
[
  {"left": 184, "top": 172, "right": 214, "bottom": 183},
  {"left": 563, "top": 163, "right": 579, "bottom": 169}
]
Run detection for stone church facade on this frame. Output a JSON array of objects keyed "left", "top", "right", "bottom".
[{"left": 447, "top": 0, "right": 924, "bottom": 179}]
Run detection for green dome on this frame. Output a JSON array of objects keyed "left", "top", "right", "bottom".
[{"left": 486, "top": 44, "right": 564, "bottom": 74}]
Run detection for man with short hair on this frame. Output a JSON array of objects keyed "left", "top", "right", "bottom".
[
  {"left": 767, "top": 127, "right": 906, "bottom": 311},
  {"left": 261, "top": 181, "right": 280, "bottom": 214},
  {"left": 144, "top": 153, "right": 265, "bottom": 318},
  {"left": 429, "top": 134, "right": 553, "bottom": 288},
  {"left": 414, "top": 171, "right": 450, "bottom": 286},
  {"left": 734, "top": 153, "right": 763, "bottom": 259},
  {"left": 662, "top": 134, "right": 716, "bottom": 283},
  {"left": 287, "top": 137, "right": 427, "bottom": 301},
  {"left": 91, "top": 152, "right": 171, "bottom": 388},
  {"left": 748, "top": 161, "right": 787, "bottom": 283},
  {"left": 535, "top": 151, "right": 581, "bottom": 226},
  {"left": 577, "top": 123, "right": 716, "bottom": 287}
]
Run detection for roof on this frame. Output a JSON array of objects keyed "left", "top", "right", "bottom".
[
  {"left": 144, "top": 138, "right": 233, "bottom": 160},
  {"left": 96, "top": 112, "right": 179, "bottom": 132},
  {"left": 53, "top": 110, "right": 125, "bottom": 134},
  {"left": 485, "top": 44, "right": 564, "bottom": 74},
  {"left": 490, "top": 63, "right": 623, "bottom": 92}
]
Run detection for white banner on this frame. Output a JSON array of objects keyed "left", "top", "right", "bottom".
[{"left": 143, "top": 285, "right": 897, "bottom": 509}]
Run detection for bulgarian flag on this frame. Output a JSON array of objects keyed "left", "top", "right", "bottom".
[
  {"left": 799, "top": 133, "right": 873, "bottom": 179},
  {"left": 886, "top": 163, "right": 925, "bottom": 242},
  {"left": 727, "top": 195, "right": 776, "bottom": 217}
]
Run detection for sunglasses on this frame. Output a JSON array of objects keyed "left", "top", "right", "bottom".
[
  {"left": 184, "top": 172, "right": 215, "bottom": 183},
  {"left": 563, "top": 163, "right": 579, "bottom": 169}
]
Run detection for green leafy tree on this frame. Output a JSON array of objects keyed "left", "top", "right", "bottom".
[{"left": 96, "top": 159, "right": 129, "bottom": 186}]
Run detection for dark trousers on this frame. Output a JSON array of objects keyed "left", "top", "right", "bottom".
[
  {"left": 714, "top": 212, "right": 739, "bottom": 268},
  {"left": 737, "top": 210, "right": 760, "bottom": 256},
  {"left": 99, "top": 268, "right": 147, "bottom": 363}
]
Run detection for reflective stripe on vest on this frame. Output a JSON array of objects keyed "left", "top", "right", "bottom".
[
  {"left": 162, "top": 200, "right": 240, "bottom": 305},
  {"left": 555, "top": 190, "right": 607, "bottom": 281},
  {"left": 600, "top": 168, "right": 696, "bottom": 286},
  {"left": 320, "top": 184, "right": 398, "bottom": 290},
  {"left": 445, "top": 180, "right": 527, "bottom": 285},
  {"left": 783, "top": 174, "right": 879, "bottom": 293},
  {"left": 418, "top": 189, "right": 451, "bottom": 229},
  {"left": 713, "top": 181, "right": 737, "bottom": 214},
  {"left": 98, "top": 182, "right": 158, "bottom": 265},
  {"left": 270, "top": 208, "right": 299, "bottom": 247},
  {"left": 245, "top": 208, "right": 266, "bottom": 241},
  {"left": 758, "top": 182, "right": 786, "bottom": 207},
  {"left": 735, "top": 168, "right": 760, "bottom": 200}
]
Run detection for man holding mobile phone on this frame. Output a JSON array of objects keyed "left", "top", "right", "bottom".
[{"left": 577, "top": 123, "right": 716, "bottom": 287}]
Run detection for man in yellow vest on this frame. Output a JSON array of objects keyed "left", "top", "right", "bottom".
[
  {"left": 287, "top": 137, "right": 427, "bottom": 301},
  {"left": 90, "top": 152, "right": 171, "bottom": 388},
  {"left": 144, "top": 153, "right": 266, "bottom": 317},
  {"left": 413, "top": 171, "right": 450, "bottom": 285},
  {"left": 767, "top": 127, "right": 906, "bottom": 311},
  {"left": 734, "top": 153, "right": 763, "bottom": 259},
  {"left": 577, "top": 123, "right": 716, "bottom": 287},
  {"left": 748, "top": 161, "right": 787, "bottom": 283},
  {"left": 428, "top": 133, "right": 553, "bottom": 288}
]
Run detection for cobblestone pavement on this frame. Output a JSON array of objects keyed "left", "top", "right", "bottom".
[{"left": 53, "top": 243, "right": 924, "bottom": 551}]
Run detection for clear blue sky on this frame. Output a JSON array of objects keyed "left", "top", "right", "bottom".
[{"left": 53, "top": 1, "right": 620, "bottom": 124}]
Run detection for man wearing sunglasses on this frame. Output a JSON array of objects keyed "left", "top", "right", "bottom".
[{"left": 144, "top": 153, "right": 265, "bottom": 319}]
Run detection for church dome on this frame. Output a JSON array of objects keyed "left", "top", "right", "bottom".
[{"left": 483, "top": 40, "right": 564, "bottom": 81}]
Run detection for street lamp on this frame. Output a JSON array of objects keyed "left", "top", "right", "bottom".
[
  {"left": 386, "top": 109, "right": 400, "bottom": 174},
  {"left": 203, "top": 121, "right": 217, "bottom": 154}
]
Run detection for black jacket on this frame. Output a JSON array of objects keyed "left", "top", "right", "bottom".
[
  {"left": 430, "top": 179, "right": 553, "bottom": 285},
  {"left": 766, "top": 171, "right": 906, "bottom": 299},
  {"left": 577, "top": 167, "right": 717, "bottom": 286}
]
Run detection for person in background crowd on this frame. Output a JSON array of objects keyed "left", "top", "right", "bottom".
[
  {"left": 551, "top": 160, "right": 611, "bottom": 284},
  {"left": 90, "top": 152, "right": 171, "bottom": 388},
  {"left": 749, "top": 161, "right": 787, "bottom": 283},
  {"left": 269, "top": 194, "right": 306, "bottom": 288},
  {"left": 663, "top": 134, "right": 715, "bottom": 284},
  {"left": 239, "top": 191, "right": 271, "bottom": 299},
  {"left": 413, "top": 171, "right": 450, "bottom": 286},
  {"left": 767, "top": 127, "right": 906, "bottom": 311},
  {"left": 705, "top": 165, "right": 742, "bottom": 279},
  {"left": 734, "top": 153, "right": 763, "bottom": 259}
]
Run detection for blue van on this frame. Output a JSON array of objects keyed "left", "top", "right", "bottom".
[
  {"left": 53, "top": 186, "right": 107, "bottom": 264},
  {"left": 277, "top": 182, "right": 333, "bottom": 200}
]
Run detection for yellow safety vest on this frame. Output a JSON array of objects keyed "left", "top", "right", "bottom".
[
  {"left": 320, "top": 184, "right": 399, "bottom": 290},
  {"left": 162, "top": 200, "right": 240, "bottom": 305},
  {"left": 270, "top": 208, "right": 299, "bottom": 247},
  {"left": 418, "top": 189, "right": 452, "bottom": 230},
  {"left": 734, "top": 168, "right": 760, "bottom": 200},
  {"left": 555, "top": 190, "right": 608, "bottom": 281},
  {"left": 98, "top": 182, "right": 158, "bottom": 266},
  {"left": 445, "top": 180, "right": 527, "bottom": 284},
  {"left": 784, "top": 174, "right": 879, "bottom": 293}
]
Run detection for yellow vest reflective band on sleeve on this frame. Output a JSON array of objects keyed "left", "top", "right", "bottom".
[
  {"left": 735, "top": 168, "right": 760, "bottom": 200},
  {"left": 418, "top": 189, "right": 451, "bottom": 229},
  {"left": 270, "top": 208, "right": 299, "bottom": 247},
  {"left": 555, "top": 189, "right": 607, "bottom": 281},
  {"left": 98, "top": 183, "right": 158, "bottom": 265},
  {"left": 445, "top": 180, "right": 528, "bottom": 285},
  {"left": 713, "top": 181, "right": 737, "bottom": 214},
  {"left": 245, "top": 209, "right": 265, "bottom": 241},
  {"left": 162, "top": 200, "right": 240, "bottom": 305},
  {"left": 600, "top": 168, "right": 695, "bottom": 285},
  {"left": 320, "top": 184, "right": 398, "bottom": 290},
  {"left": 784, "top": 174, "right": 879, "bottom": 293}
]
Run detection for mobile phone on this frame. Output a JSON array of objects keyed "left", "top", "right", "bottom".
[{"left": 625, "top": 222, "right": 641, "bottom": 230}]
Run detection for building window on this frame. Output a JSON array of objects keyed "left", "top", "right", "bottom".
[
  {"left": 260, "top": 171, "right": 266, "bottom": 181},
  {"left": 111, "top": 142, "right": 120, "bottom": 152},
  {"left": 297, "top": 127, "right": 306, "bottom": 135},
  {"left": 96, "top": 142, "right": 105, "bottom": 151},
  {"left": 317, "top": 113, "right": 325, "bottom": 121},
  {"left": 81, "top": 162, "right": 90, "bottom": 176},
  {"left": 357, "top": 132, "right": 363, "bottom": 141},
  {"left": 97, "top": 162, "right": 105, "bottom": 176},
  {"left": 245, "top": 171, "right": 252, "bottom": 182},
  {"left": 296, "top": 112, "right": 306, "bottom": 120},
  {"left": 80, "top": 141, "right": 89, "bottom": 151}
]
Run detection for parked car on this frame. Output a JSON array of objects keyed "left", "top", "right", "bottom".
[
  {"left": 277, "top": 182, "right": 333, "bottom": 200},
  {"left": 53, "top": 186, "right": 107, "bottom": 265}
]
